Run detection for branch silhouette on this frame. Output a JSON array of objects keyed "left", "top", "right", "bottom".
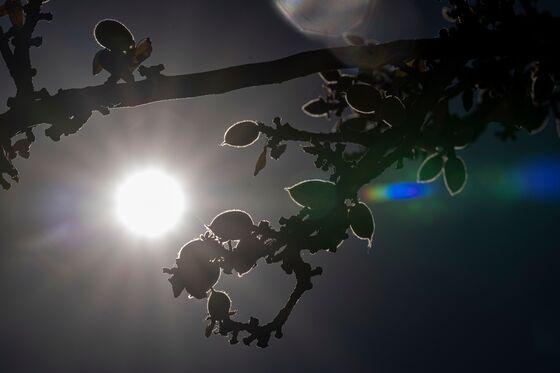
[
  {"left": 2, "top": 0, "right": 559, "bottom": 347},
  {"left": 1, "top": 41, "right": 437, "bottom": 139}
]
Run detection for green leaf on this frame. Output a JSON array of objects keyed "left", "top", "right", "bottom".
[
  {"left": 348, "top": 202, "right": 375, "bottom": 248},
  {"left": 222, "top": 120, "right": 260, "bottom": 147},
  {"left": 345, "top": 84, "right": 382, "bottom": 114},
  {"left": 285, "top": 179, "right": 337, "bottom": 211},
  {"left": 417, "top": 153, "right": 444, "bottom": 183},
  {"left": 444, "top": 155, "right": 467, "bottom": 196}
]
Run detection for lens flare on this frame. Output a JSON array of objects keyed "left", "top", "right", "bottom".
[
  {"left": 360, "top": 155, "right": 560, "bottom": 205},
  {"left": 495, "top": 156, "right": 560, "bottom": 201},
  {"left": 274, "top": 0, "right": 374, "bottom": 36},
  {"left": 361, "top": 182, "right": 433, "bottom": 203}
]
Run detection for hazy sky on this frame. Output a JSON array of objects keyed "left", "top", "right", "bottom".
[{"left": 1, "top": 1, "right": 559, "bottom": 372}]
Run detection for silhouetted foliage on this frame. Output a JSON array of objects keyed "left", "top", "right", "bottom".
[{"left": 1, "top": 0, "right": 559, "bottom": 347}]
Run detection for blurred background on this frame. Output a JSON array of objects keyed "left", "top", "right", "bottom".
[{"left": 0, "top": 1, "right": 559, "bottom": 372}]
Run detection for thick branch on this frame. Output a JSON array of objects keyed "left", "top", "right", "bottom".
[
  {"left": 1, "top": 39, "right": 439, "bottom": 139},
  {"left": 3, "top": 28, "right": 558, "bottom": 141}
]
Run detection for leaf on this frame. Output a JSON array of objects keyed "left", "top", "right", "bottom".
[
  {"left": 270, "top": 144, "right": 287, "bottom": 160},
  {"left": 319, "top": 70, "right": 340, "bottom": 83},
  {"left": 285, "top": 179, "right": 337, "bottom": 212},
  {"left": 348, "top": 202, "right": 375, "bottom": 248},
  {"left": 528, "top": 113, "right": 550, "bottom": 135},
  {"left": 207, "top": 291, "right": 232, "bottom": 321},
  {"left": 207, "top": 210, "right": 254, "bottom": 241},
  {"left": 302, "top": 98, "right": 331, "bottom": 117},
  {"left": 516, "top": 103, "right": 548, "bottom": 134},
  {"left": 532, "top": 74, "right": 554, "bottom": 103},
  {"left": 254, "top": 146, "right": 267, "bottom": 176},
  {"left": 378, "top": 96, "right": 406, "bottom": 127},
  {"left": 222, "top": 120, "right": 260, "bottom": 147},
  {"left": 462, "top": 88, "right": 473, "bottom": 111},
  {"left": 8, "top": 6, "right": 24, "bottom": 28},
  {"left": 94, "top": 19, "right": 135, "bottom": 52},
  {"left": 345, "top": 84, "right": 382, "bottom": 114},
  {"left": 417, "top": 153, "right": 444, "bottom": 183},
  {"left": 92, "top": 50, "right": 104, "bottom": 75},
  {"left": 444, "top": 155, "right": 467, "bottom": 196},
  {"left": 132, "top": 37, "right": 152, "bottom": 66}
]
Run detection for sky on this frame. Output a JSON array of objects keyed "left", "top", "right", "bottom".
[{"left": 0, "top": 1, "right": 559, "bottom": 372}]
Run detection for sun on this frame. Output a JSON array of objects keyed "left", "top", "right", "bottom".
[{"left": 115, "top": 169, "right": 186, "bottom": 238}]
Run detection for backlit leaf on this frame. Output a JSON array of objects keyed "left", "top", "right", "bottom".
[
  {"left": 207, "top": 210, "right": 254, "bottom": 241},
  {"left": 94, "top": 19, "right": 135, "bottom": 52},
  {"left": 345, "top": 84, "right": 382, "bottom": 114},
  {"left": 285, "top": 179, "right": 337, "bottom": 211},
  {"left": 302, "top": 98, "right": 331, "bottom": 117},
  {"left": 444, "top": 155, "right": 467, "bottom": 196},
  {"left": 222, "top": 120, "right": 260, "bottom": 147},
  {"left": 348, "top": 202, "right": 375, "bottom": 248},
  {"left": 378, "top": 96, "right": 406, "bottom": 127},
  {"left": 417, "top": 153, "right": 444, "bottom": 183}
]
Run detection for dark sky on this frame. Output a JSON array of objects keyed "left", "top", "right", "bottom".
[{"left": 1, "top": 1, "right": 559, "bottom": 372}]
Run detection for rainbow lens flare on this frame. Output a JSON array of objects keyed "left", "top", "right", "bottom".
[
  {"left": 361, "top": 182, "right": 433, "bottom": 203},
  {"left": 494, "top": 156, "right": 560, "bottom": 201},
  {"left": 360, "top": 155, "right": 560, "bottom": 205}
]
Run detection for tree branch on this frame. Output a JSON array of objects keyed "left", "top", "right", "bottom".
[
  {"left": 2, "top": 25, "right": 557, "bottom": 143},
  {"left": 1, "top": 39, "right": 439, "bottom": 140}
]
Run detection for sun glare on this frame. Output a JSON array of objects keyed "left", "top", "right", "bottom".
[{"left": 115, "top": 169, "right": 186, "bottom": 238}]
